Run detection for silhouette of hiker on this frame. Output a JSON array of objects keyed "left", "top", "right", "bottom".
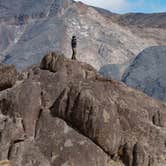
[{"left": 71, "top": 35, "right": 77, "bottom": 60}]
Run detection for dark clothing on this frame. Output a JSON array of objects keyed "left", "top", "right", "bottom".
[
  {"left": 72, "top": 48, "right": 76, "bottom": 60},
  {"left": 71, "top": 36, "right": 77, "bottom": 60},
  {"left": 71, "top": 37, "right": 77, "bottom": 48}
]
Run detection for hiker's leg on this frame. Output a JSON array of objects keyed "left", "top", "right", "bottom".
[
  {"left": 72, "top": 48, "right": 76, "bottom": 60},
  {"left": 73, "top": 48, "right": 76, "bottom": 60},
  {"left": 71, "top": 48, "right": 74, "bottom": 59}
]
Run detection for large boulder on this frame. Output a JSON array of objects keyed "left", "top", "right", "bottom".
[
  {"left": 0, "top": 92, "right": 118, "bottom": 166},
  {"left": 35, "top": 111, "right": 115, "bottom": 166},
  {"left": 40, "top": 53, "right": 165, "bottom": 166},
  {"left": 122, "top": 46, "right": 166, "bottom": 102}
]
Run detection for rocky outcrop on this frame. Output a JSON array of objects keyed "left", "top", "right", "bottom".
[
  {"left": 0, "top": 89, "right": 114, "bottom": 166},
  {"left": 0, "top": 64, "right": 17, "bottom": 91},
  {"left": 0, "top": 53, "right": 165, "bottom": 166},
  {"left": 122, "top": 46, "right": 166, "bottom": 102}
]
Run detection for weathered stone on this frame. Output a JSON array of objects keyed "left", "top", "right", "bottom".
[
  {"left": 118, "top": 143, "right": 133, "bottom": 166},
  {"left": 0, "top": 64, "right": 17, "bottom": 91},
  {"left": 0, "top": 80, "right": 42, "bottom": 138},
  {"left": 9, "top": 140, "right": 51, "bottom": 166},
  {"left": 0, "top": 54, "right": 165, "bottom": 166},
  {"left": 122, "top": 46, "right": 166, "bottom": 102},
  {"left": 0, "top": 114, "right": 25, "bottom": 160},
  {"left": 35, "top": 110, "right": 114, "bottom": 166},
  {"left": 152, "top": 111, "right": 166, "bottom": 127},
  {"left": 132, "top": 143, "right": 149, "bottom": 166},
  {"left": 40, "top": 54, "right": 166, "bottom": 166}
]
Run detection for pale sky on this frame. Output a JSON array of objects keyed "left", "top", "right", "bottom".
[{"left": 75, "top": 0, "right": 166, "bottom": 13}]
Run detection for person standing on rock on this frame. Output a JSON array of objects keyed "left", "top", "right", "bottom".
[{"left": 71, "top": 35, "right": 77, "bottom": 60}]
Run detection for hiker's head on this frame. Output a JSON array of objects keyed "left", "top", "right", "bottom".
[{"left": 72, "top": 35, "right": 76, "bottom": 39}]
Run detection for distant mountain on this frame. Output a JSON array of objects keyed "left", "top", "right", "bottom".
[
  {"left": 122, "top": 46, "right": 166, "bottom": 101},
  {"left": 114, "top": 12, "right": 166, "bottom": 28},
  {"left": 0, "top": 0, "right": 166, "bottom": 76}
]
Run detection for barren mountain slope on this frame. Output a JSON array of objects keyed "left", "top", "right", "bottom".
[{"left": 0, "top": 0, "right": 166, "bottom": 78}]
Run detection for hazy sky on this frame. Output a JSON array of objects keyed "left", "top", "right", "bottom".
[{"left": 75, "top": 0, "right": 166, "bottom": 13}]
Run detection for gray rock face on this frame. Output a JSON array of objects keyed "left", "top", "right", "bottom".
[
  {"left": 0, "top": 0, "right": 166, "bottom": 77},
  {"left": 0, "top": 53, "right": 165, "bottom": 166},
  {"left": 0, "top": 0, "right": 72, "bottom": 19},
  {"left": 122, "top": 46, "right": 166, "bottom": 102}
]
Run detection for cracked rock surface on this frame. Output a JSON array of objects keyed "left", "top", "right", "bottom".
[{"left": 0, "top": 52, "right": 165, "bottom": 166}]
